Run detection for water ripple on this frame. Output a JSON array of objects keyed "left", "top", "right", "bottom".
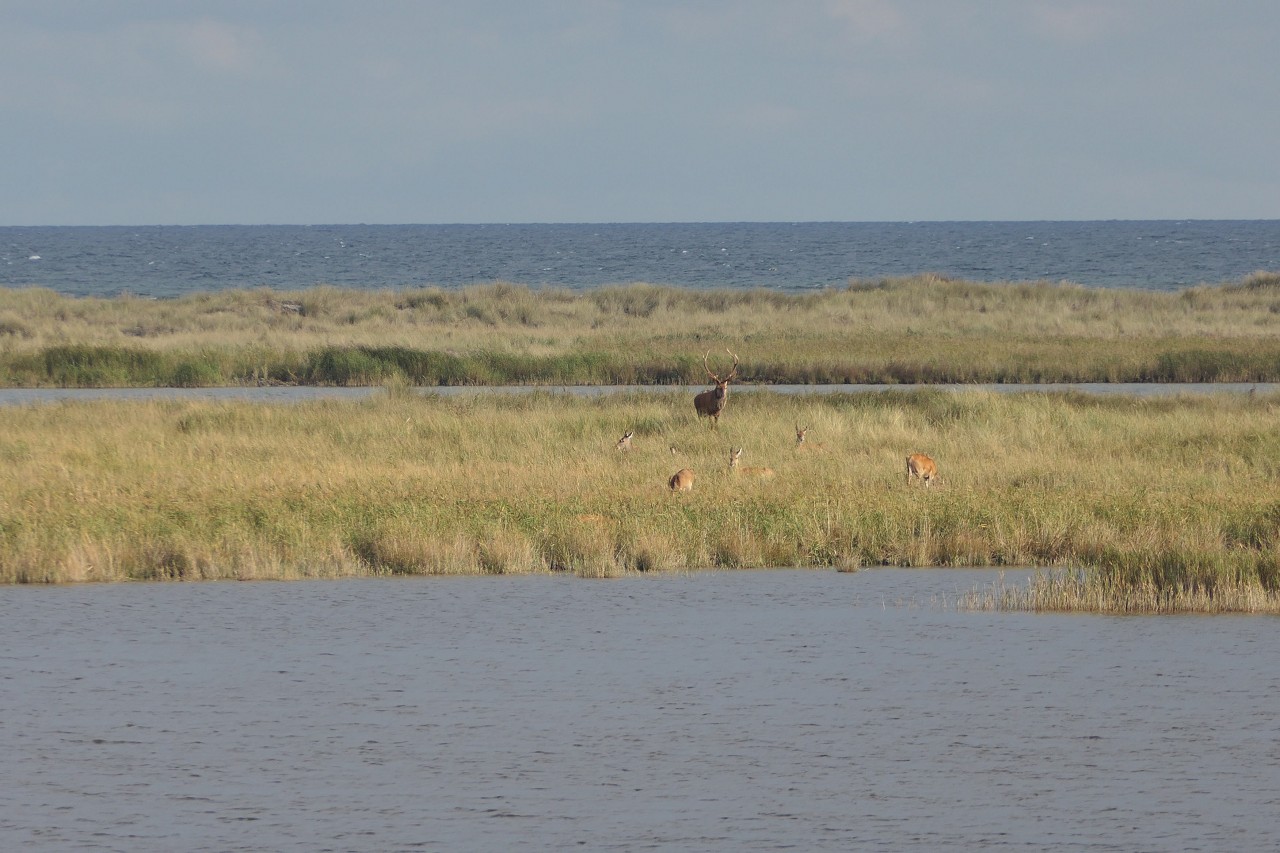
[{"left": 1, "top": 569, "right": 1277, "bottom": 851}]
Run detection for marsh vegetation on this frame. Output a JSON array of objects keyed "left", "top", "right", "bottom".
[
  {"left": 4, "top": 273, "right": 1280, "bottom": 612},
  {"left": 1, "top": 387, "right": 1277, "bottom": 613},
  {"left": 3, "top": 272, "right": 1280, "bottom": 387}
]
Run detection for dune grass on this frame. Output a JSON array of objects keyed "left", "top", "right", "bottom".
[
  {"left": 2, "top": 272, "right": 1280, "bottom": 386},
  {"left": 1, "top": 386, "right": 1277, "bottom": 613}
]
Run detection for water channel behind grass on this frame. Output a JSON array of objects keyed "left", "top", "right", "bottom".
[{"left": 0, "top": 381, "right": 1273, "bottom": 407}]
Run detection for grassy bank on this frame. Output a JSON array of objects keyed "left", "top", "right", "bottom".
[
  {"left": 3, "top": 273, "right": 1280, "bottom": 386},
  {"left": 1, "top": 387, "right": 1277, "bottom": 612}
]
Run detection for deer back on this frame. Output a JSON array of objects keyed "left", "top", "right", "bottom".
[
  {"left": 669, "top": 468, "right": 695, "bottom": 492},
  {"left": 906, "top": 453, "right": 938, "bottom": 483}
]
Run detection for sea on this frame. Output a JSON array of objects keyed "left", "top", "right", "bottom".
[{"left": 3, "top": 220, "right": 1279, "bottom": 298}]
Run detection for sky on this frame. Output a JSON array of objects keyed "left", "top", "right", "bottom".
[{"left": 3, "top": 1, "right": 1279, "bottom": 225}]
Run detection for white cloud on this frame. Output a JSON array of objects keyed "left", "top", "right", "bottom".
[
  {"left": 1, "top": 14, "right": 266, "bottom": 129},
  {"left": 178, "top": 17, "right": 262, "bottom": 75},
  {"left": 1025, "top": 2, "right": 1132, "bottom": 44},
  {"left": 824, "top": 0, "right": 912, "bottom": 44}
]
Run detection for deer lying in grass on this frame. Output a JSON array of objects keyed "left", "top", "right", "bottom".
[
  {"left": 906, "top": 453, "right": 938, "bottom": 487},
  {"left": 693, "top": 349, "right": 740, "bottom": 429},
  {"left": 669, "top": 468, "right": 695, "bottom": 492},
  {"left": 729, "top": 448, "right": 774, "bottom": 478},
  {"left": 615, "top": 430, "right": 633, "bottom": 451},
  {"left": 794, "top": 425, "right": 826, "bottom": 451}
]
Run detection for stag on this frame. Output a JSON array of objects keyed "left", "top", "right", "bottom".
[{"left": 693, "top": 349, "right": 740, "bottom": 428}]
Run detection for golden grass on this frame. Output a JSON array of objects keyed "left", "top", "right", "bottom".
[
  {"left": 960, "top": 569, "right": 1279, "bottom": 615},
  {"left": 5, "top": 273, "right": 1279, "bottom": 612},
  {"left": 1, "top": 387, "right": 1278, "bottom": 613},
  {"left": 3, "top": 273, "right": 1280, "bottom": 386}
]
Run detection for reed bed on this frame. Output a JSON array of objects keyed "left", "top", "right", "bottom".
[
  {"left": 2, "top": 273, "right": 1280, "bottom": 386},
  {"left": 960, "top": 567, "right": 1279, "bottom": 614},
  {"left": 1, "top": 387, "right": 1278, "bottom": 613}
]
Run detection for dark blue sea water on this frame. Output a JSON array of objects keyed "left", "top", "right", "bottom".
[{"left": 2, "top": 221, "right": 1278, "bottom": 299}]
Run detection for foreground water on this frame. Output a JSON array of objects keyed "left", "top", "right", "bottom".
[{"left": 3, "top": 569, "right": 1276, "bottom": 852}]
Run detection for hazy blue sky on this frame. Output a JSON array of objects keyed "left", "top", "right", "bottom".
[{"left": 4, "top": 1, "right": 1278, "bottom": 225}]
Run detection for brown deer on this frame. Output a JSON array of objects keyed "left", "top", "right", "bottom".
[
  {"left": 693, "top": 349, "right": 740, "bottom": 428},
  {"left": 669, "top": 468, "right": 695, "bottom": 492},
  {"left": 615, "top": 430, "right": 633, "bottom": 452},
  {"left": 794, "top": 425, "right": 826, "bottom": 451},
  {"left": 906, "top": 453, "right": 938, "bottom": 487},
  {"left": 729, "top": 448, "right": 774, "bottom": 478}
]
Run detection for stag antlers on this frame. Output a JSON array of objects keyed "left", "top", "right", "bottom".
[{"left": 693, "top": 349, "right": 740, "bottom": 428}]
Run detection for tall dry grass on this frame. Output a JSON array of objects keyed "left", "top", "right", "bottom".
[
  {"left": 1, "top": 387, "right": 1278, "bottom": 612},
  {"left": 960, "top": 567, "right": 1279, "bottom": 615},
  {"left": 3, "top": 274, "right": 1280, "bottom": 386}
]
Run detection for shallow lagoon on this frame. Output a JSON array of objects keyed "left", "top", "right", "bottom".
[
  {"left": 3, "top": 569, "right": 1277, "bottom": 851},
  {"left": 0, "top": 382, "right": 1273, "bottom": 407}
]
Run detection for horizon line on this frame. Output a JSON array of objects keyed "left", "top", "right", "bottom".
[{"left": 4, "top": 217, "right": 1279, "bottom": 228}]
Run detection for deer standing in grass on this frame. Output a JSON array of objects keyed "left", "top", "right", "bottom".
[
  {"left": 693, "top": 349, "right": 740, "bottom": 428},
  {"left": 729, "top": 448, "right": 774, "bottom": 478},
  {"left": 906, "top": 453, "right": 938, "bottom": 487},
  {"left": 669, "top": 468, "right": 695, "bottom": 492},
  {"left": 616, "top": 431, "right": 633, "bottom": 452}
]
